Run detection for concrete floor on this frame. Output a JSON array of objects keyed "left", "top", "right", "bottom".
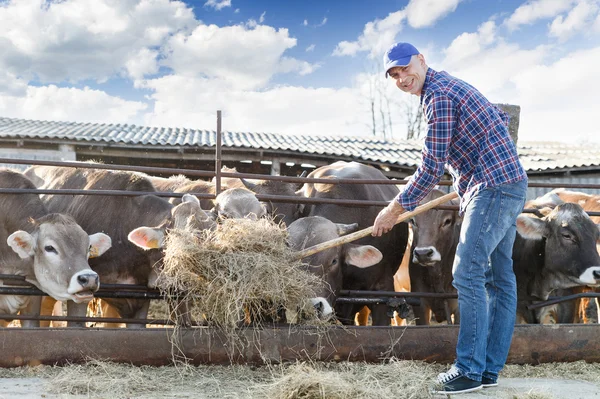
[{"left": 2, "top": 377, "right": 600, "bottom": 398}]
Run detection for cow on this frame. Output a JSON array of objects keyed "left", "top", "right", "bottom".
[
  {"left": 0, "top": 168, "right": 111, "bottom": 327},
  {"left": 408, "top": 189, "right": 460, "bottom": 325},
  {"left": 298, "top": 161, "right": 410, "bottom": 326},
  {"left": 24, "top": 165, "right": 206, "bottom": 327},
  {"left": 213, "top": 166, "right": 304, "bottom": 226},
  {"left": 538, "top": 189, "right": 600, "bottom": 323},
  {"left": 513, "top": 202, "right": 600, "bottom": 323},
  {"left": 287, "top": 216, "right": 383, "bottom": 319}
]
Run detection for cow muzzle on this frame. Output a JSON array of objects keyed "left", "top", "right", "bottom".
[
  {"left": 68, "top": 269, "right": 100, "bottom": 303},
  {"left": 579, "top": 266, "right": 600, "bottom": 287},
  {"left": 310, "top": 297, "right": 333, "bottom": 318},
  {"left": 412, "top": 246, "right": 442, "bottom": 266}
]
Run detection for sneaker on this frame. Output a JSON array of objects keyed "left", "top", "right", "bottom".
[
  {"left": 482, "top": 376, "right": 498, "bottom": 388},
  {"left": 435, "top": 365, "right": 482, "bottom": 394}
]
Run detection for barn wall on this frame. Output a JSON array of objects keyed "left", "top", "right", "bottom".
[
  {"left": 527, "top": 173, "right": 600, "bottom": 199},
  {"left": 0, "top": 146, "right": 76, "bottom": 171}
]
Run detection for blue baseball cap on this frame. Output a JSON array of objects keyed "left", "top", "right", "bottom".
[{"left": 383, "top": 42, "right": 419, "bottom": 77}]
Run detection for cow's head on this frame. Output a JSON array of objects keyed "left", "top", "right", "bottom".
[
  {"left": 212, "top": 187, "right": 267, "bottom": 221},
  {"left": 516, "top": 202, "right": 600, "bottom": 298},
  {"left": 287, "top": 216, "right": 382, "bottom": 318},
  {"left": 7, "top": 213, "right": 111, "bottom": 303},
  {"left": 411, "top": 190, "right": 461, "bottom": 267},
  {"left": 129, "top": 194, "right": 216, "bottom": 250},
  {"left": 240, "top": 172, "right": 305, "bottom": 226}
]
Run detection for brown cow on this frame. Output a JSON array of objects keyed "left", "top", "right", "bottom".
[
  {"left": 513, "top": 202, "right": 600, "bottom": 323},
  {"left": 287, "top": 216, "right": 383, "bottom": 319},
  {"left": 0, "top": 169, "right": 111, "bottom": 327},
  {"left": 24, "top": 165, "right": 205, "bottom": 327},
  {"left": 546, "top": 189, "right": 600, "bottom": 323},
  {"left": 409, "top": 189, "right": 460, "bottom": 325},
  {"left": 298, "top": 161, "right": 410, "bottom": 326}
]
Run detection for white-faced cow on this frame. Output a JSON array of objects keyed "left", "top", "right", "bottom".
[
  {"left": 24, "top": 165, "right": 205, "bottom": 327},
  {"left": 287, "top": 216, "right": 383, "bottom": 318},
  {"left": 0, "top": 169, "right": 111, "bottom": 326},
  {"left": 409, "top": 189, "right": 460, "bottom": 325},
  {"left": 208, "top": 166, "right": 304, "bottom": 226},
  {"left": 298, "top": 161, "right": 409, "bottom": 325},
  {"left": 513, "top": 202, "right": 600, "bottom": 323}
]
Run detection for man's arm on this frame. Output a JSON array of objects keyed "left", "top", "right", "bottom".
[{"left": 373, "top": 92, "right": 455, "bottom": 237}]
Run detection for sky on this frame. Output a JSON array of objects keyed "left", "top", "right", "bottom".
[{"left": 0, "top": 0, "right": 599, "bottom": 144}]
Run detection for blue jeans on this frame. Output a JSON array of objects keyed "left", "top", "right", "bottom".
[{"left": 452, "top": 179, "right": 527, "bottom": 382}]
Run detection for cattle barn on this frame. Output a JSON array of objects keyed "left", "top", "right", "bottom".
[
  {"left": 1, "top": 115, "right": 600, "bottom": 367},
  {"left": 1, "top": 116, "right": 600, "bottom": 199}
]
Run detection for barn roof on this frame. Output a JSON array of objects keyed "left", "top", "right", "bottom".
[{"left": 0, "top": 116, "right": 597, "bottom": 173}]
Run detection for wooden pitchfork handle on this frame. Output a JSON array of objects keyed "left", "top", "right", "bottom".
[{"left": 292, "top": 191, "right": 459, "bottom": 260}]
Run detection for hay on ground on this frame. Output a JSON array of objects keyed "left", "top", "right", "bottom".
[{"left": 159, "top": 217, "right": 327, "bottom": 332}]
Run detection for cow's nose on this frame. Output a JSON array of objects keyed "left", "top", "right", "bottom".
[
  {"left": 77, "top": 273, "right": 99, "bottom": 291},
  {"left": 414, "top": 248, "right": 434, "bottom": 259}
]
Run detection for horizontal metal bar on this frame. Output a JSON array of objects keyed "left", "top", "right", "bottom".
[
  {"left": 0, "top": 313, "right": 174, "bottom": 325},
  {"left": 526, "top": 292, "right": 600, "bottom": 310},
  {"left": 0, "top": 325, "right": 598, "bottom": 367},
  {"left": 336, "top": 297, "right": 421, "bottom": 306},
  {"left": 340, "top": 289, "right": 457, "bottom": 299}
]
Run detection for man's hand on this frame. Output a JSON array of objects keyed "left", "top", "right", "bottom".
[{"left": 372, "top": 200, "right": 406, "bottom": 237}]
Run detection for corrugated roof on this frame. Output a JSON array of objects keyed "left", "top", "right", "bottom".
[
  {"left": 0, "top": 116, "right": 597, "bottom": 172},
  {"left": 0, "top": 116, "right": 423, "bottom": 168}
]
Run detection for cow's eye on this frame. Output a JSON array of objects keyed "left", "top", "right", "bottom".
[
  {"left": 442, "top": 218, "right": 452, "bottom": 228},
  {"left": 44, "top": 245, "right": 58, "bottom": 254},
  {"left": 561, "top": 233, "right": 574, "bottom": 241},
  {"left": 331, "top": 258, "right": 338, "bottom": 265}
]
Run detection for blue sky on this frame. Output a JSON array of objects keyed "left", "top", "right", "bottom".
[{"left": 0, "top": 0, "right": 599, "bottom": 144}]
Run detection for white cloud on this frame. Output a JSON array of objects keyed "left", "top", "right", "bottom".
[
  {"left": 318, "top": 17, "right": 328, "bottom": 27},
  {"left": 306, "top": 44, "right": 316, "bottom": 52},
  {"left": 162, "top": 23, "right": 317, "bottom": 90},
  {"left": 140, "top": 75, "right": 374, "bottom": 136},
  {"left": 333, "top": 10, "right": 405, "bottom": 58},
  {"left": 278, "top": 57, "right": 321, "bottom": 76},
  {"left": 259, "top": 11, "right": 266, "bottom": 23},
  {"left": 125, "top": 48, "right": 159, "bottom": 80},
  {"left": 0, "top": 0, "right": 196, "bottom": 83},
  {"left": 0, "top": 85, "right": 147, "bottom": 124},
  {"left": 204, "top": 0, "right": 231, "bottom": 11},
  {"left": 444, "top": 20, "right": 497, "bottom": 66},
  {"left": 0, "top": 71, "right": 27, "bottom": 97},
  {"left": 511, "top": 46, "right": 600, "bottom": 142},
  {"left": 548, "top": 0, "right": 599, "bottom": 41},
  {"left": 405, "top": 0, "right": 462, "bottom": 28},
  {"left": 333, "top": 0, "right": 462, "bottom": 58},
  {"left": 505, "top": 0, "right": 575, "bottom": 30},
  {"left": 303, "top": 19, "right": 308, "bottom": 26}
]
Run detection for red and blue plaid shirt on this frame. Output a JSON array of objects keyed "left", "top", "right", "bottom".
[{"left": 397, "top": 68, "right": 527, "bottom": 214}]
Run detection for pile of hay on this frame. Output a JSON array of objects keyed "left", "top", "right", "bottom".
[{"left": 159, "top": 217, "right": 326, "bottom": 332}]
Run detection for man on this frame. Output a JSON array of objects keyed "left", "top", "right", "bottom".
[{"left": 372, "top": 42, "right": 528, "bottom": 395}]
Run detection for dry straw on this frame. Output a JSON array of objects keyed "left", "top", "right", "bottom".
[{"left": 159, "top": 217, "right": 328, "bottom": 335}]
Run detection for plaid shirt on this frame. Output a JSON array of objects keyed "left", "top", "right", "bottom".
[{"left": 397, "top": 68, "right": 527, "bottom": 214}]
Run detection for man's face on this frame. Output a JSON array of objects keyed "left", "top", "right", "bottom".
[{"left": 387, "top": 54, "right": 427, "bottom": 96}]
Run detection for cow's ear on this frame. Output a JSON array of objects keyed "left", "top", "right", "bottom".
[
  {"left": 88, "top": 233, "right": 112, "bottom": 258},
  {"left": 516, "top": 215, "right": 546, "bottom": 239},
  {"left": 336, "top": 223, "right": 359, "bottom": 236},
  {"left": 344, "top": 244, "right": 383, "bottom": 268},
  {"left": 7, "top": 231, "right": 35, "bottom": 259},
  {"left": 128, "top": 227, "right": 165, "bottom": 250},
  {"left": 182, "top": 193, "right": 200, "bottom": 206}
]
